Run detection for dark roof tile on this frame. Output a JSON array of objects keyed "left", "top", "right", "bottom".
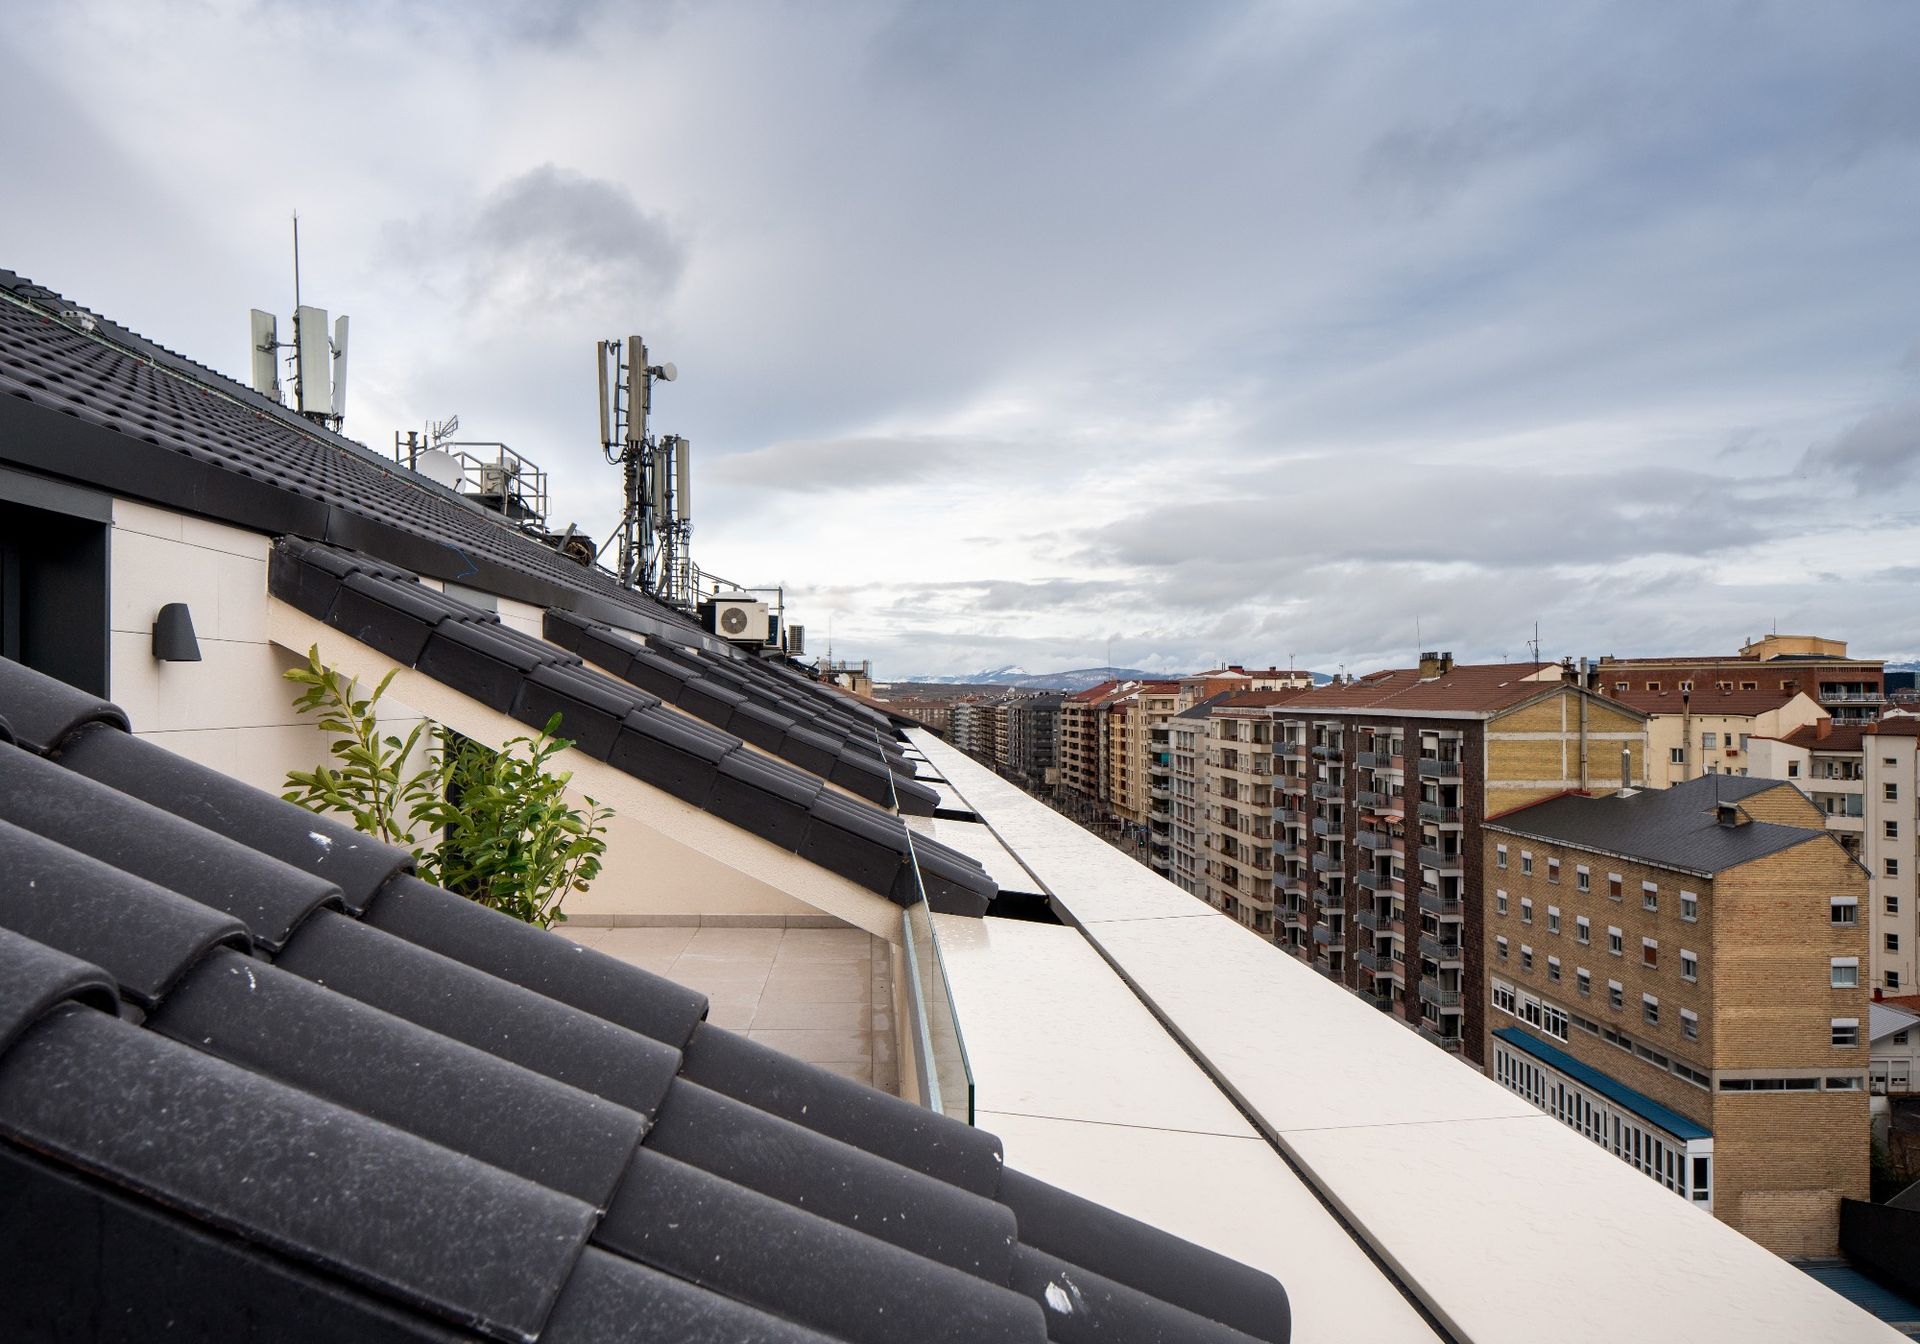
[
  {"left": 0, "top": 925, "right": 120, "bottom": 1055},
  {"left": 0, "top": 1004, "right": 596, "bottom": 1341},
  {"left": 0, "top": 818, "right": 251, "bottom": 1009},
  {"left": 54, "top": 722, "right": 413, "bottom": 913},
  {"left": 0, "top": 654, "right": 128, "bottom": 753}
]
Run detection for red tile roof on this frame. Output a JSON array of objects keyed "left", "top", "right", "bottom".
[
  {"left": 1602, "top": 686, "right": 1812, "bottom": 716},
  {"left": 1269, "top": 663, "right": 1582, "bottom": 716},
  {"left": 1215, "top": 688, "right": 1314, "bottom": 710}
]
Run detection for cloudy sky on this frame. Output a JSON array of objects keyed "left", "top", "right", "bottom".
[{"left": 4, "top": 2, "right": 1917, "bottom": 678}]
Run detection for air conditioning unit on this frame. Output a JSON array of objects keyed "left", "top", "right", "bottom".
[{"left": 703, "top": 594, "right": 770, "bottom": 645}]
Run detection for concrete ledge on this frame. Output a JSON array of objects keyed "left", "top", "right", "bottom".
[{"left": 562, "top": 913, "right": 856, "bottom": 930}]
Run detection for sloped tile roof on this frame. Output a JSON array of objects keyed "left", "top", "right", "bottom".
[
  {"left": 267, "top": 539, "right": 984, "bottom": 915},
  {"left": 1269, "top": 663, "right": 1576, "bottom": 717},
  {"left": 1602, "top": 686, "right": 1810, "bottom": 716},
  {"left": 0, "top": 653, "right": 1290, "bottom": 1344}
]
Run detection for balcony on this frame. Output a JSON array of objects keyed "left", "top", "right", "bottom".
[
  {"left": 1353, "top": 905, "right": 1405, "bottom": 936},
  {"left": 1354, "top": 947, "right": 1393, "bottom": 975},
  {"left": 1311, "top": 886, "right": 1343, "bottom": 912},
  {"left": 1311, "top": 743, "right": 1342, "bottom": 760},
  {"left": 1418, "top": 887, "right": 1464, "bottom": 917},
  {"left": 1417, "top": 1022, "right": 1465, "bottom": 1052},
  {"left": 1276, "top": 744, "right": 1306, "bottom": 763},
  {"left": 1312, "top": 815, "right": 1340, "bottom": 838},
  {"left": 1356, "top": 829, "right": 1401, "bottom": 854},
  {"left": 1311, "top": 781, "right": 1343, "bottom": 802},
  {"left": 1418, "top": 933, "right": 1463, "bottom": 963},
  {"left": 1355, "top": 870, "right": 1403, "bottom": 898},
  {"left": 1416, "top": 802, "right": 1462, "bottom": 826},
  {"left": 1277, "top": 875, "right": 1308, "bottom": 898},
  {"left": 1418, "top": 977, "right": 1464, "bottom": 1011},
  {"left": 1311, "top": 852, "right": 1342, "bottom": 874},
  {"left": 1356, "top": 750, "right": 1404, "bottom": 771},
  {"left": 1149, "top": 851, "right": 1172, "bottom": 872},
  {"left": 1274, "top": 840, "right": 1304, "bottom": 861},
  {"left": 1417, "top": 755, "right": 1464, "bottom": 780},
  {"left": 1417, "top": 846, "right": 1463, "bottom": 873},
  {"left": 1355, "top": 789, "right": 1385, "bottom": 810},
  {"left": 1149, "top": 784, "right": 1172, "bottom": 802},
  {"left": 1312, "top": 923, "right": 1335, "bottom": 946},
  {"left": 1278, "top": 776, "right": 1308, "bottom": 796}
]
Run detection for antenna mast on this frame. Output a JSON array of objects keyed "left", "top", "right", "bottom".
[{"left": 596, "top": 338, "right": 687, "bottom": 601}]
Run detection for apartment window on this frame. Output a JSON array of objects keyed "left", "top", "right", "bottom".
[
  {"left": 1547, "top": 906, "right": 1561, "bottom": 935},
  {"left": 1608, "top": 926, "right": 1623, "bottom": 956},
  {"left": 1492, "top": 980, "right": 1516, "bottom": 1015},
  {"left": 1495, "top": 844, "right": 1508, "bottom": 869},
  {"left": 1576, "top": 916, "right": 1591, "bottom": 944},
  {"left": 1495, "top": 888, "right": 1508, "bottom": 916},
  {"left": 1578, "top": 968, "right": 1592, "bottom": 997},
  {"left": 1889, "top": 858, "right": 1901, "bottom": 878},
  {"left": 1833, "top": 1019, "right": 1860, "bottom": 1048},
  {"left": 1889, "top": 783, "right": 1901, "bottom": 803},
  {"left": 1668, "top": 748, "right": 1685, "bottom": 765},
  {"left": 1608, "top": 874, "right": 1623, "bottom": 901},
  {"left": 1520, "top": 851, "right": 1534, "bottom": 876},
  {"left": 1833, "top": 898, "right": 1859, "bottom": 926},
  {"left": 1521, "top": 945, "right": 1533, "bottom": 972},
  {"left": 1615, "top": 681, "right": 1629, "bottom": 692},
  {"left": 1547, "top": 955, "right": 1562, "bottom": 983},
  {"left": 1888, "top": 821, "right": 1901, "bottom": 840},
  {"left": 1575, "top": 865, "right": 1590, "bottom": 892},
  {"left": 1681, "top": 1009, "right": 1699, "bottom": 1042},
  {"left": 1647, "top": 681, "right": 1662, "bottom": 691},
  {"left": 1643, "top": 995, "right": 1659, "bottom": 1027},
  {"left": 1642, "top": 938, "right": 1658, "bottom": 968},
  {"left": 1680, "top": 890, "right": 1698, "bottom": 922},
  {"left": 1702, "top": 732, "right": 1718, "bottom": 750},
  {"left": 1831, "top": 958, "right": 1860, "bottom": 989},
  {"left": 1609, "top": 980, "right": 1625, "bottom": 1010},
  {"left": 1889, "top": 933, "right": 1901, "bottom": 954},
  {"left": 1642, "top": 881, "right": 1659, "bottom": 912},
  {"left": 1681, "top": 950, "right": 1698, "bottom": 983},
  {"left": 1788, "top": 761, "right": 1800, "bottom": 778},
  {"left": 1890, "top": 896, "right": 1901, "bottom": 916},
  {"left": 1892, "top": 972, "right": 1904, "bottom": 991},
  {"left": 1739, "top": 734, "right": 1751, "bottom": 751},
  {"left": 1520, "top": 898, "right": 1533, "bottom": 925},
  {"left": 1497, "top": 936, "right": 1509, "bottom": 962},
  {"left": 1546, "top": 858, "right": 1561, "bottom": 884},
  {"left": 1741, "top": 680, "right": 1757, "bottom": 691}
]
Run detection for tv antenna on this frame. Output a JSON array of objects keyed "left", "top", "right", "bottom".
[
  {"left": 1527, "top": 621, "right": 1542, "bottom": 665},
  {"left": 248, "top": 212, "right": 349, "bottom": 432},
  {"left": 595, "top": 337, "right": 690, "bottom": 600}
]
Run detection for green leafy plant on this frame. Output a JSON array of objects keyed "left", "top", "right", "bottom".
[{"left": 282, "top": 646, "right": 612, "bottom": 927}]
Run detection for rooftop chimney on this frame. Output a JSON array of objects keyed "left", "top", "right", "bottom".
[
  {"left": 1618, "top": 745, "right": 1636, "bottom": 796},
  {"left": 1715, "top": 802, "right": 1747, "bottom": 828},
  {"left": 1418, "top": 651, "right": 1453, "bottom": 680},
  {"left": 1815, "top": 716, "right": 1833, "bottom": 740}
]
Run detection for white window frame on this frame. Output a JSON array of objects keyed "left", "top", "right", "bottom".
[
  {"left": 1832, "top": 957, "right": 1860, "bottom": 989},
  {"left": 1680, "top": 890, "right": 1698, "bottom": 922},
  {"left": 1576, "top": 916, "right": 1591, "bottom": 945}
]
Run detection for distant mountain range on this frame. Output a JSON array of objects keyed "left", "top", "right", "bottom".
[{"left": 898, "top": 665, "right": 1335, "bottom": 692}]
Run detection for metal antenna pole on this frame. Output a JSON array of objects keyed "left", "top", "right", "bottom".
[{"left": 291, "top": 212, "right": 303, "bottom": 414}]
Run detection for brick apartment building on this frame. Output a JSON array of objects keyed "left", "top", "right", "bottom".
[
  {"left": 1482, "top": 775, "right": 1870, "bottom": 1257},
  {"left": 1606, "top": 686, "right": 1828, "bottom": 788},
  {"left": 1202, "top": 690, "right": 1310, "bottom": 927},
  {"left": 1596, "top": 634, "right": 1887, "bottom": 726},
  {"left": 1269, "top": 654, "right": 1647, "bottom": 1061}
]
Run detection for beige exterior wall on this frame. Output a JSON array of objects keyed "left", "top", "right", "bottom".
[
  {"left": 108, "top": 500, "right": 426, "bottom": 797},
  {"left": 1641, "top": 695, "right": 1828, "bottom": 789}
]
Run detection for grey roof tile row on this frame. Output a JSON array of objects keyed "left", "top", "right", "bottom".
[
  {"left": 0, "top": 653, "right": 1290, "bottom": 1343},
  {"left": 266, "top": 539, "right": 991, "bottom": 917}
]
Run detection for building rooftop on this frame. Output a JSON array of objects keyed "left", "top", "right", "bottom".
[
  {"left": 1484, "top": 774, "right": 1827, "bottom": 876},
  {"left": 1270, "top": 661, "right": 1577, "bottom": 717},
  {"left": 1602, "top": 685, "right": 1813, "bottom": 716},
  {"left": 1214, "top": 688, "right": 1312, "bottom": 710}
]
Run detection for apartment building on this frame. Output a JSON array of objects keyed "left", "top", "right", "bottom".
[
  {"left": 1596, "top": 634, "right": 1887, "bottom": 725},
  {"left": 1201, "top": 690, "right": 1309, "bottom": 928},
  {"left": 1117, "top": 680, "right": 1180, "bottom": 827},
  {"left": 1482, "top": 775, "right": 1870, "bottom": 1257},
  {"left": 1160, "top": 695, "right": 1227, "bottom": 893},
  {"left": 1270, "top": 653, "right": 1647, "bottom": 1061},
  {"left": 1750, "top": 713, "right": 1920, "bottom": 993},
  {"left": 1059, "top": 679, "right": 1132, "bottom": 806},
  {"left": 869, "top": 691, "right": 954, "bottom": 735},
  {"left": 1003, "top": 692, "right": 1062, "bottom": 789},
  {"left": 1606, "top": 686, "right": 1827, "bottom": 787}
]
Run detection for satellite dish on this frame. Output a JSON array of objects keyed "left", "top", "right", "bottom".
[
  {"left": 657, "top": 361, "right": 678, "bottom": 382},
  {"left": 415, "top": 449, "right": 464, "bottom": 491}
]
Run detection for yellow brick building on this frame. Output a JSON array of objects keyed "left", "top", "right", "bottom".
[{"left": 1483, "top": 775, "right": 1870, "bottom": 1256}]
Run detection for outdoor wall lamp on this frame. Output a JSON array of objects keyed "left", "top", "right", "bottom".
[{"left": 152, "top": 603, "right": 202, "bottom": 662}]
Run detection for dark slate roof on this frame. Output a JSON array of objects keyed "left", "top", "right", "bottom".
[
  {"left": 1484, "top": 774, "right": 1827, "bottom": 876},
  {"left": 0, "top": 654, "right": 1290, "bottom": 1344},
  {"left": 267, "top": 539, "right": 986, "bottom": 916},
  {"left": 0, "top": 270, "right": 729, "bottom": 654}
]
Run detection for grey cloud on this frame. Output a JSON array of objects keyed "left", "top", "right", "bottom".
[
  {"left": 467, "top": 164, "right": 685, "bottom": 311},
  {"left": 1799, "top": 402, "right": 1920, "bottom": 490}
]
